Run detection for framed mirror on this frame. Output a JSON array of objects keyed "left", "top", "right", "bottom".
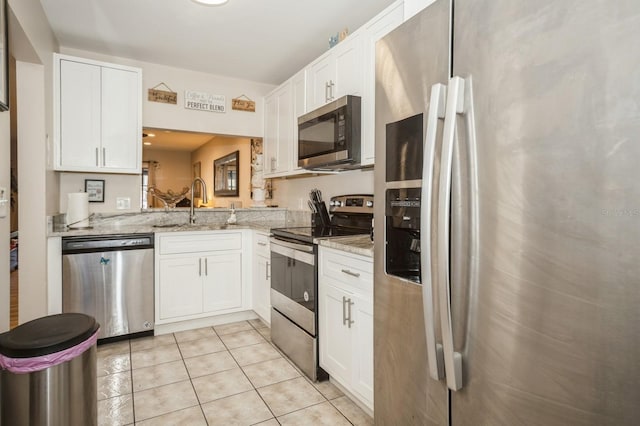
[{"left": 214, "top": 150, "right": 239, "bottom": 197}]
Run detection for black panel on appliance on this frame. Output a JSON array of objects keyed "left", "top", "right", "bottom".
[{"left": 385, "top": 113, "right": 424, "bottom": 182}]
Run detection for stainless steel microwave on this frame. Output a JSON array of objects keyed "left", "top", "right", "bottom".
[{"left": 298, "top": 95, "right": 361, "bottom": 170}]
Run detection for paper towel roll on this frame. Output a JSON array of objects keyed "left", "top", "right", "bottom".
[{"left": 67, "top": 192, "right": 89, "bottom": 228}]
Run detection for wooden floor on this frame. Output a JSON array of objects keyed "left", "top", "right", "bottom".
[{"left": 10, "top": 269, "right": 18, "bottom": 329}]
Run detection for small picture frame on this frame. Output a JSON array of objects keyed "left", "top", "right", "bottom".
[{"left": 85, "top": 179, "right": 105, "bottom": 203}]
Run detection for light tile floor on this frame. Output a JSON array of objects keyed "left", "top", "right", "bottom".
[{"left": 97, "top": 319, "right": 373, "bottom": 426}]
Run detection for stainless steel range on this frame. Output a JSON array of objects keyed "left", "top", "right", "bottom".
[{"left": 270, "top": 194, "right": 373, "bottom": 381}]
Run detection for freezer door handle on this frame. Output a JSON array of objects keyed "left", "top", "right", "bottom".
[
  {"left": 437, "top": 76, "right": 466, "bottom": 391},
  {"left": 421, "top": 82, "right": 447, "bottom": 381}
]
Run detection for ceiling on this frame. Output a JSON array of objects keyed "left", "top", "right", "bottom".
[
  {"left": 143, "top": 127, "right": 217, "bottom": 151},
  {"left": 39, "top": 0, "right": 397, "bottom": 85}
]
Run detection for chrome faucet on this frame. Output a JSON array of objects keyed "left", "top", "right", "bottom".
[{"left": 190, "top": 177, "right": 208, "bottom": 224}]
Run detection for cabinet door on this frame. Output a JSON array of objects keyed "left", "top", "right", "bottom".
[
  {"left": 101, "top": 66, "right": 140, "bottom": 172},
  {"left": 158, "top": 256, "right": 202, "bottom": 319},
  {"left": 350, "top": 294, "right": 374, "bottom": 409},
  {"left": 318, "top": 282, "right": 352, "bottom": 385},
  {"left": 276, "top": 84, "right": 293, "bottom": 174},
  {"left": 202, "top": 252, "right": 242, "bottom": 313},
  {"left": 361, "top": 2, "right": 404, "bottom": 166},
  {"left": 59, "top": 59, "right": 101, "bottom": 170},
  {"left": 252, "top": 254, "right": 271, "bottom": 323},
  {"left": 263, "top": 83, "right": 293, "bottom": 176},
  {"left": 334, "top": 33, "right": 364, "bottom": 99},
  {"left": 291, "top": 69, "right": 306, "bottom": 172},
  {"left": 263, "top": 92, "right": 278, "bottom": 176},
  {"left": 307, "top": 54, "right": 335, "bottom": 110}
]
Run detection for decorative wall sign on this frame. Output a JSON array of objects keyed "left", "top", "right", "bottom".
[
  {"left": 148, "top": 82, "right": 177, "bottom": 104},
  {"left": 85, "top": 179, "right": 105, "bottom": 203},
  {"left": 232, "top": 94, "right": 255, "bottom": 112},
  {"left": 185, "top": 90, "right": 226, "bottom": 113}
]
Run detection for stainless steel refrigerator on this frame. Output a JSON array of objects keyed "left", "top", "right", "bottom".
[{"left": 373, "top": 0, "right": 640, "bottom": 424}]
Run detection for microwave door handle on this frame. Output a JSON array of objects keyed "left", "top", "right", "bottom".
[{"left": 421, "top": 82, "right": 447, "bottom": 381}]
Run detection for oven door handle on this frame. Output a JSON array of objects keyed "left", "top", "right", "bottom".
[{"left": 269, "top": 237, "right": 314, "bottom": 253}]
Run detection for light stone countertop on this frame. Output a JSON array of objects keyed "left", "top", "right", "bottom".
[
  {"left": 49, "top": 222, "right": 283, "bottom": 237},
  {"left": 48, "top": 208, "right": 307, "bottom": 238},
  {"left": 316, "top": 235, "right": 374, "bottom": 258}
]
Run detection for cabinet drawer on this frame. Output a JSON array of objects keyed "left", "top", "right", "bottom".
[
  {"left": 253, "top": 232, "right": 271, "bottom": 257},
  {"left": 320, "top": 247, "right": 373, "bottom": 295},
  {"left": 159, "top": 232, "right": 242, "bottom": 255}
]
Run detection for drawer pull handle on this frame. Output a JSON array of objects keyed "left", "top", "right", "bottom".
[
  {"left": 342, "top": 296, "right": 347, "bottom": 325},
  {"left": 258, "top": 242, "right": 267, "bottom": 246},
  {"left": 341, "top": 269, "right": 360, "bottom": 278}
]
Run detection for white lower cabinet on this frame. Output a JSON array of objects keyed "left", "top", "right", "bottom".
[
  {"left": 156, "top": 231, "right": 244, "bottom": 323},
  {"left": 318, "top": 246, "right": 373, "bottom": 410},
  {"left": 252, "top": 231, "right": 271, "bottom": 324}
]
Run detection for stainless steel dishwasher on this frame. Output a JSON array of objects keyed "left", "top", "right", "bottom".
[{"left": 62, "top": 234, "right": 154, "bottom": 340}]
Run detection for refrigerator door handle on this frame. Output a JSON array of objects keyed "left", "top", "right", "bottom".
[
  {"left": 421, "top": 82, "right": 447, "bottom": 381},
  {"left": 437, "top": 76, "right": 466, "bottom": 391}
]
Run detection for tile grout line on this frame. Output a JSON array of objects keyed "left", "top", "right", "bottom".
[
  {"left": 178, "top": 328, "right": 213, "bottom": 426},
  {"left": 230, "top": 320, "right": 282, "bottom": 424}
]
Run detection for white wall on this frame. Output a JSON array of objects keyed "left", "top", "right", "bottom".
[
  {"left": 271, "top": 169, "right": 374, "bottom": 209},
  {"left": 17, "top": 62, "right": 48, "bottom": 323},
  {"left": 57, "top": 47, "right": 276, "bottom": 213},
  {"left": 0, "top": 0, "right": 59, "bottom": 330}
]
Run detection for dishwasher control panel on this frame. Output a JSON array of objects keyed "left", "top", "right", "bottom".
[{"left": 62, "top": 234, "right": 154, "bottom": 253}]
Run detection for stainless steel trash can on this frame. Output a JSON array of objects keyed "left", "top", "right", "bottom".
[{"left": 0, "top": 313, "right": 99, "bottom": 426}]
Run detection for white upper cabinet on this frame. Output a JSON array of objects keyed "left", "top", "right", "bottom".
[
  {"left": 306, "top": 32, "right": 364, "bottom": 111},
  {"left": 262, "top": 0, "right": 404, "bottom": 173},
  {"left": 291, "top": 69, "right": 307, "bottom": 173},
  {"left": 54, "top": 54, "right": 142, "bottom": 173},
  {"left": 263, "top": 80, "right": 293, "bottom": 177},
  {"left": 361, "top": 1, "right": 404, "bottom": 166},
  {"left": 403, "top": 0, "right": 437, "bottom": 21}
]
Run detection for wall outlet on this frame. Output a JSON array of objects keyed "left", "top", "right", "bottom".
[{"left": 116, "top": 197, "right": 131, "bottom": 210}]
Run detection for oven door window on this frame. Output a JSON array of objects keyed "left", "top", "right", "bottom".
[
  {"left": 299, "top": 110, "right": 340, "bottom": 159},
  {"left": 270, "top": 250, "right": 315, "bottom": 313}
]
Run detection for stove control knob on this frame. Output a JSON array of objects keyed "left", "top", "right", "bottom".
[{"left": 366, "top": 201, "right": 373, "bottom": 208}]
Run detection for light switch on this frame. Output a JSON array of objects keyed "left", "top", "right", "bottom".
[
  {"left": 116, "top": 197, "right": 131, "bottom": 210},
  {"left": 0, "top": 187, "right": 8, "bottom": 218}
]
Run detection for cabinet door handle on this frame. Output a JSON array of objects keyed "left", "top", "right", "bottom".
[
  {"left": 341, "top": 269, "right": 360, "bottom": 278},
  {"left": 347, "top": 298, "right": 354, "bottom": 328},
  {"left": 205, "top": 258, "right": 208, "bottom": 276},
  {"left": 329, "top": 80, "right": 335, "bottom": 100},
  {"left": 271, "top": 157, "right": 276, "bottom": 172},
  {"left": 325, "top": 81, "right": 330, "bottom": 102},
  {"left": 266, "top": 261, "right": 270, "bottom": 279},
  {"left": 342, "top": 296, "right": 347, "bottom": 326},
  {"left": 95, "top": 148, "right": 99, "bottom": 166},
  {"left": 199, "top": 258, "right": 202, "bottom": 276},
  {"left": 102, "top": 148, "right": 106, "bottom": 166}
]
